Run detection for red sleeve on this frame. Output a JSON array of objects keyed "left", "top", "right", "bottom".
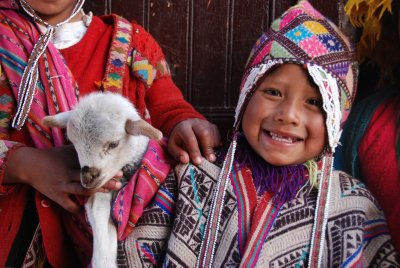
[
  {"left": 358, "top": 96, "right": 400, "bottom": 253},
  {"left": 0, "top": 141, "right": 25, "bottom": 194},
  {"left": 130, "top": 22, "right": 205, "bottom": 135},
  {"left": 146, "top": 76, "right": 205, "bottom": 135}
]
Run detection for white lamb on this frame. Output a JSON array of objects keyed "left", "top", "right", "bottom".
[{"left": 42, "top": 92, "right": 163, "bottom": 268}]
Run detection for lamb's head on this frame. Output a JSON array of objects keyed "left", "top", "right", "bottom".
[{"left": 43, "top": 92, "right": 162, "bottom": 189}]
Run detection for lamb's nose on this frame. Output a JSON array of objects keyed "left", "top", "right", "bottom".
[
  {"left": 81, "top": 166, "right": 90, "bottom": 174},
  {"left": 81, "top": 166, "right": 101, "bottom": 187}
]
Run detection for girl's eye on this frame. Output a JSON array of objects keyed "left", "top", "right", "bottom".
[
  {"left": 307, "top": 98, "right": 323, "bottom": 107},
  {"left": 263, "top": 89, "right": 281, "bottom": 97}
]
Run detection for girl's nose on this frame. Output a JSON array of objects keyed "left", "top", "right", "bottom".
[{"left": 273, "top": 99, "right": 301, "bottom": 125}]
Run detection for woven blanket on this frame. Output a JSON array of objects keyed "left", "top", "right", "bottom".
[{"left": 121, "top": 159, "right": 399, "bottom": 267}]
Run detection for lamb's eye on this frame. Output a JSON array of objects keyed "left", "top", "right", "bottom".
[{"left": 107, "top": 141, "right": 120, "bottom": 150}]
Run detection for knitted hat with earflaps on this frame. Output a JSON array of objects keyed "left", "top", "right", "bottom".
[{"left": 197, "top": 1, "right": 358, "bottom": 268}]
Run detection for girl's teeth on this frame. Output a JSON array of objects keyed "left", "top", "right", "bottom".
[{"left": 270, "top": 132, "right": 294, "bottom": 143}]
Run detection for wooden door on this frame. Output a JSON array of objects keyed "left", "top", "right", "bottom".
[{"left": 84, "top": 0, "right": 349, "bottom": 141}]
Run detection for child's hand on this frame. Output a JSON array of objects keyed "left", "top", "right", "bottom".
[
  {"left": 4, "top": 146, "right": 122, "bottom": 214},
  {"left": 168, "top": 118, "right": 221, "bottom": 165}
]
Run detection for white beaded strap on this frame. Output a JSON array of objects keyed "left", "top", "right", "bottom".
[
  {"left": 12, "top": 0, "right": 85, "bottom": 130},
  {"left": 196, "top": 139, "right": 237, "bottom": 268},
  {"left": 308, "top": 155, "right": 334, "bottom": 268}
]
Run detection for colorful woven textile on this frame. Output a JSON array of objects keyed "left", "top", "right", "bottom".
[
  {"left": 116, "top": 169, "right": 177, "bottom": 267},
  {"left": 101, "top": 15, "right": 132, "bottom": 94},
  {"left": 119, "top": 159, "right": 399, "bottom": 267},
  {"left": 0, "top": 4, "right": 77, "bottom": 149},
  {"left": 112, "top": 139, "right": 171, "bottom": 240}
]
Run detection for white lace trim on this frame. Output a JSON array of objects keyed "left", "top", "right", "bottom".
[
  {"left": 307, "top": 64, "right": 342, "bottom": 152},
  {"left": 234, "top": 60, "right": 283, "bottom": 126}
]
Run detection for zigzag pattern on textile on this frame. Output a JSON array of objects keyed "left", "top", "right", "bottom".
[
  {"left": 101, "top": 15, "right": 132, "bottom": 94},
  {"left": 129, "top": 49, "right": 171, "bottom": 88}
]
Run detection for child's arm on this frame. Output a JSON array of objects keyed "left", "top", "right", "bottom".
[
  {"left": 130, "top": 23, "right": 221, "bottom": 165},
  {"left": 0, "top": 72, "right": 121, "bottom": 213},
  {"left": 3, "top": 145, "right": 122, "bottom": 214},
  {"left": 168, "top": 118, "right": 220, "bottom": 165}
]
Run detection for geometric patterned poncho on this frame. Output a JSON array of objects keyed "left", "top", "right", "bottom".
[
  {"left": 205, "top": 1, "right": 359, "bottom": 266},
  {"left": 117, "top": 159, "right": 399, "bottom": 267}
]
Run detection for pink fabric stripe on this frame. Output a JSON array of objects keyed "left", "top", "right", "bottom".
[
  {"left": 240, "top": 194, "right": 280, "bottom": 267},
  {"left": 112, "top": 140, "right": 171, "bottom": 240}
]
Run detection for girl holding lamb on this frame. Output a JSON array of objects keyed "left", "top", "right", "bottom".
[{"left": 0, "top": 0, "right": 220, "bottom": 266}]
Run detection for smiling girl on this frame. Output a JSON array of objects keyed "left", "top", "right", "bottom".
[{"left": 121, "top": 1, "right": 399, "bottom": 267}]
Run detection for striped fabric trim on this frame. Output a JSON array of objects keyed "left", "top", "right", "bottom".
[
  {"left": 112, "top": 140, "right": 171, "bottom": 240},
  {"left": 197, "top": 140, "right": 237, "bottom": 268},
  {"left": 0, "top": 9, "right": 77, "bottom": 148},
  {"left": 154, "top": 186, "right": 174, "bottom": 216},
  {"left": 101, "top": 14, "right": 132, "bottom": 94},
  {"left": 140, "top": 242, "right": 157, "bottom": 265},
  {"left": 363, "top": 219, "right": 390, "bottom": 241},
  {"left": 240, "top": 193, "right": 282, "bottom": 267},
  {"left": 230, "top": 165, "right": 256, "bottom": 255}
]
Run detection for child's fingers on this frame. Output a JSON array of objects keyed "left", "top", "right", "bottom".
[
  {"left": 193, "top": 124, "right": 220, "bottom": 163},
  {"left": 114, "top": 170, "right": 123, "bottom": 179},
  {"left": 102, "top": 179, "right": 122, "bottom": 191},
  {"left": 168, "top": 123, "right": 199, "bottom": 164},
  {"left": 181, "top": 132, "right": 202, "bottom": 165},
  {"left": 169, "top": 140, "right": 191, "bottom": 164}
]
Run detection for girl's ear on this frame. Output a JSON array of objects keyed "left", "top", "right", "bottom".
[
  {"left": 125, "top": 119, "right": 163, "bottom": 140},
  {"left": 42, "top": 110, "right": 73, "bottom": 128}
]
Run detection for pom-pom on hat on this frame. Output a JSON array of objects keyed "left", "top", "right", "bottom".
[{"left": 198, "top": 2, "right": 358, "bottom": 268}]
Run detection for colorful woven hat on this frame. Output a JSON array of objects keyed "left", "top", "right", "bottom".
[
  {"left": 235, "top": 0, "right": 358, "bottom": 152},
  {"left": 198, "top": 1, "right": 358, "bottom": 268}
]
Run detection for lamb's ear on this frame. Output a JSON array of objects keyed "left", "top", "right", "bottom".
[
  {"left": 42, "top": 111, "right": 73, "bottom": 128},
  {"left": 126, "top": 119, "right": 163, "bottom": 140}
]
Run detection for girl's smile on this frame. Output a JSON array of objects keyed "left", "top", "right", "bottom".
[
  {"left": 263, "top": 130, "right": 303, "bottom": 144},
  {"left": 242, "top": 63, "right": 326, "bottom": 166}
]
